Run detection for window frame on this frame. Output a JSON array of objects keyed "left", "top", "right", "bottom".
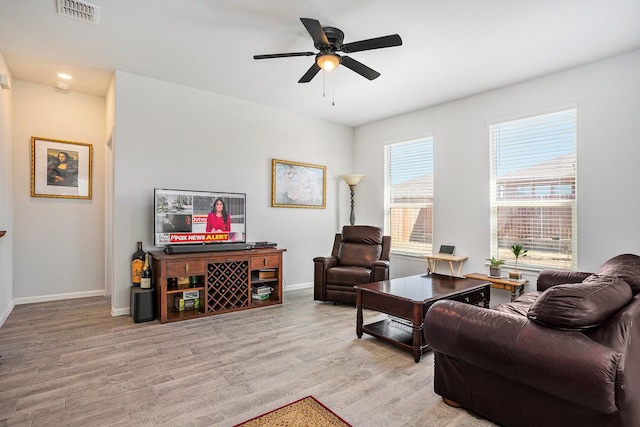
[
  {"left": 384, "top": 137, "right": 434, "bottom": 256},
  {"left": 489, "top": 108, "right": 578, "bottom": 270}
]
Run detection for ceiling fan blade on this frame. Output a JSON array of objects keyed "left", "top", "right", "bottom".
[
  {"left": 342, "top": 34, "right": 402, "bottom": 53},
  {"left": 341, "top": 56, "right": 381, "bottom": 80},
  {"left": 254, "top": 52, "right": 315, "bottom": 60},
  {"left": 298, "top": 63, "right": 321, "bottom": 83},
  {"left": 300, "top": 18, "right": 329, "bottom": 48}
]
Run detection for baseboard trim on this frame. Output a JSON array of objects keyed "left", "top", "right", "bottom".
[
  {"left": 0, "top": 300, "right": 16, "bottom": 328},
  {"left": 14, "top": 289, "right": 106, "bottom": 305},
  {"left": 112, "top": 307, "right": 131, "bottom": 317},
  {"left": 284, "top": 282, "right": 312, "bottom": 292}
]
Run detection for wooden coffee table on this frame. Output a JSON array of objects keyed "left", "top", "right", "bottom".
[{"left": 355, "top": 273, "right": 490, "bottom": 362}]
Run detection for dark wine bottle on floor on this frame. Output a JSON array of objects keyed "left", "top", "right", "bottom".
[
  {"left": 131, "top": 241, "right": 145, "bottom": 286},
  {"left": 140, "top": 254, "right": 152, "bottom": 289}
]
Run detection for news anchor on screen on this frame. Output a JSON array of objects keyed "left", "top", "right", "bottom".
[{"left": 206, "top": 198, "right": 231, "bottom": 232}]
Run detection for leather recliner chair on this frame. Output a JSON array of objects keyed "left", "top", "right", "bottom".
[{"left": 313, "top": 225, "right": 391, "bottom": 305}]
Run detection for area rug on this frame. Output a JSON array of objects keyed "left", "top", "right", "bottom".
[{"left": 234, "top": 396, "right": 352, "bottom": 427}]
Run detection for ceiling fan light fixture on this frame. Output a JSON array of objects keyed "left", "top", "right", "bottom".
[
  {"left": 254, "top": 18, "right": 402, "bottom": 83},
  {"left": 316, "top": 53, "right": 340, "bottom": 71}
]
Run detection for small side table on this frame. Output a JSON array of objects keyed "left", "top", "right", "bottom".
[
  {"left": 422, "top": 254, "right": 468, "bottom": 277},
  {"left": 464, "top": 273, "right": 528, "bottom": 302},
  {"left": 130, "top": 286, "right": 156, "bottom": 323}
]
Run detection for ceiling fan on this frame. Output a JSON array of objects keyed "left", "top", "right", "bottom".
[{"left": 253, "top": 18, "right": 402, "bottom": 83}]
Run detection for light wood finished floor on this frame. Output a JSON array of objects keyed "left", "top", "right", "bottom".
[{"left": 0, "top": 288, "right": 496, "bottom": 426}]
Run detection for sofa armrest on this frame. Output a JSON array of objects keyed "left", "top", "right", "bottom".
[
  {"left": 371, "top": 260, "right": 390, "bottom": 282},
  {"left": 313, "top": 256, "right": 338, "bottom": 301},
  {"left": 313, "top": 256, "right": 338, "bottom": 269},
  {"left": 537, "top": 269, "right": 592, "bottom": 291},
  {"left": 424, "top": 300, "right": 528, "bottom": 376},
  {"left": 424, "top": 300, "right": 619, "bottom": 414},
  {"left": 587, "top": 294, "right": 640, "bottom": 426}
]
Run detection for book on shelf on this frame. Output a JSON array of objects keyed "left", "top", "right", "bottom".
[
  {"left": 255, "top": 269, "right": 277, "bottom": 279},
  {"left": 175, "top": 296, "right": 200, "bottom": 311},
  {"left": 182, "top": 290, "right": 199, "bottom": 299},
  {"left": 252, "top": 285, "right": 273, "bottom": 295}
]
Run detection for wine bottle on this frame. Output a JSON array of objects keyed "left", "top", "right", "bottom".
[
  {"left": 131, "top": 241, "right": 145, "bottom": 286},
  {"left": 140, "top": 254, "right": 152, "bottom": 289}
]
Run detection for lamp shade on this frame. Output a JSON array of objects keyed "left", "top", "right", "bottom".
[
  {"left": 339, "top": 174, "right": 365, "bottom": 187},
  {"left": 316, "top": 53, "right": 340, "bottom": 71}
]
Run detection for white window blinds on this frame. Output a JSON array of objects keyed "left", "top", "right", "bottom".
[
  {"left": 490, "top": 108, "right": 577, "bottom": 269},
  {"left": 384, "top": 137, "right": 434, "bottom": 255}
]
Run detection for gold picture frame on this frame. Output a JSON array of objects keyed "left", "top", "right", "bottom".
[
  {"left": 31, "top": 136, "right": 93, "bottom": 199},
  {"left": 272, "top": 159, "right": 326, "bottom": 209}
]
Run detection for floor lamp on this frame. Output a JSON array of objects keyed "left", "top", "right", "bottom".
[{"left": 339, "top": 174, "right": 365, "bottom": 225}]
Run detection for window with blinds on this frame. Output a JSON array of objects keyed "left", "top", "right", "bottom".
[
  {"left": 384, "top": 137, "right": 434, "bottom": 255},
  {"left": 490, "top": 108, "right": 577, "bottom": 269}
]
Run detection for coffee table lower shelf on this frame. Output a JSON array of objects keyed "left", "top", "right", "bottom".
[{"left": 361, "top": 318, "right": 429, "bottom": 361}]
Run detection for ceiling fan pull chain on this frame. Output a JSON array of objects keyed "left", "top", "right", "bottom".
[{"left": 332, "top": 74, "right": 335, "bottom": 106}]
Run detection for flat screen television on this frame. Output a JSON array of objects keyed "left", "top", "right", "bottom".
[{"left": 154, "top": 188, "right": 246, "bottom": 247}]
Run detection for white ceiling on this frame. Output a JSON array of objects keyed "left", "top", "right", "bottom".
[{"left": 1, "top": 0, "right": 639, "bottom": 127}]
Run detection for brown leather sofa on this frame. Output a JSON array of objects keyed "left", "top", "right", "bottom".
[
  {"left": 314, "top": 225, "right": 390, "bottom": 305},
  {"left": 423, "top": 253, "right": 640, "bottom": 427}
]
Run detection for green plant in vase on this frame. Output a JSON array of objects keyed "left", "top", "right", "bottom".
[
  {"left": 510, "top": 243, "right": 528, "bottom": 280},
  {"left": 486, "top": 256, "right": 505, "bottom": 278}
]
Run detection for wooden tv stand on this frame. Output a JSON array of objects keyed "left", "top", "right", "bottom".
[{"left": 149, "top": 247, "right": 285, "bottom": 324}]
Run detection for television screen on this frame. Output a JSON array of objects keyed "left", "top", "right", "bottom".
[{"left": 154, "top": 188, "right": 246, "bottom": 246}]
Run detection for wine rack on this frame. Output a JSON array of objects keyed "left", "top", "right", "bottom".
[
  {"left": 149, "top": 247, "right": 285, "bottom": 323},
  {"left": 207, "top": 260, "right": 249, "bottom": 312}
]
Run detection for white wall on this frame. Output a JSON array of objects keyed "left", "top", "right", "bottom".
[
  {"left": 0, "top": 53, "right": 14, "bottom": 323},
  {"left": 111, "top": 72, "right": 354, "bottom": 312},
  {"left": 355, "top": 50, "right": 640, "bottom": 289},
  {"left": 12, "top": 81, "right": 106, "bottom": 301},
  {"left": 6, "top": 49, "right": 638, "bottom": 316}
]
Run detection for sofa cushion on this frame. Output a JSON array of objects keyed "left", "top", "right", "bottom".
[
  {"left": 494, "top": 292, "right": 541, "bottom": 317},
  {"left": 537, "top": 270, "right": 592, "bottom": 291},
  {"left": 597, "top": 253, "right": 640, "bottom": 293},
  {"left": 527, "top": 275, "right": 633, "bottom": 330},
  {"left": 341, "top": 226, "right": 383, "bottom": 245},
  {"left": 338, "top": 243, "right": 382, "bottom": 268},
  {"left": 326, "top": 266, "right": 372, "bottom": 286}
]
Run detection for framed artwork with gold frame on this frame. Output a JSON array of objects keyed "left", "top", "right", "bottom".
[
  {"left": 31, "top": 136, "right": 93, "bottom": 199},
  {"left": 271, "top": 159, "right": 326, "bottom": 208}
]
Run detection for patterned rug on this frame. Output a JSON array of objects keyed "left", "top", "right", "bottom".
[{"left": 234, "top": 396, "right": 352, "bottom": 427}]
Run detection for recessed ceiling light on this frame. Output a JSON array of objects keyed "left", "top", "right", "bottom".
[{"left": 57, "top": 73, "right": 72, "bottom": 80}]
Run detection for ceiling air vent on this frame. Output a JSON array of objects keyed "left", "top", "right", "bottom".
[{"left": 57, "top": 0, "right": 100, "bottom": 25}]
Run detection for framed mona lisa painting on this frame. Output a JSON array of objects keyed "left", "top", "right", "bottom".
[{"left": 30, "top": 136, "right": 93, "bottom": 199}]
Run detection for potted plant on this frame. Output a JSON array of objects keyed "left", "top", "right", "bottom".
[
  {"left": 509, "top": 243, "right": 528, "bottom": 280},
  {"left": 486, "top": 257, "right": 505, "bottom": 278}
]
